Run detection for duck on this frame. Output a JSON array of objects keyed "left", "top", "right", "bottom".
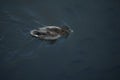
[{"left": 30, "top": 26, "right": 73, "bottom": 41}]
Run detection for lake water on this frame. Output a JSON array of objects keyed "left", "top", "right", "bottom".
[{"left": 0, "top": 0, "right": 120, "bottom": 80}]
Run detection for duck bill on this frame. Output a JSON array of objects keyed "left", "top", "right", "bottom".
[{"left": 70, "top": 29, "right": 73, "bottom": 32}]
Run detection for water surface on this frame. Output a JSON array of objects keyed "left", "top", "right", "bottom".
[{"left": 0, "top": 0, "right": 120, "bottom": 80}]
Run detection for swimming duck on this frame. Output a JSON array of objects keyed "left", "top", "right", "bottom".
[{"left": 30, "top": 26, "right": 73, "bottom": 41}]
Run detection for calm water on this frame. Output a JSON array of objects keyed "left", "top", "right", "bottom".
[{"left": 0, "top": 0, "right": 120, "bottom": 80}]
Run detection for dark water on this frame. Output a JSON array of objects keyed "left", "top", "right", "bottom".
[{"left": 0, "top": 0, "right": 120, "bottom": 80}]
